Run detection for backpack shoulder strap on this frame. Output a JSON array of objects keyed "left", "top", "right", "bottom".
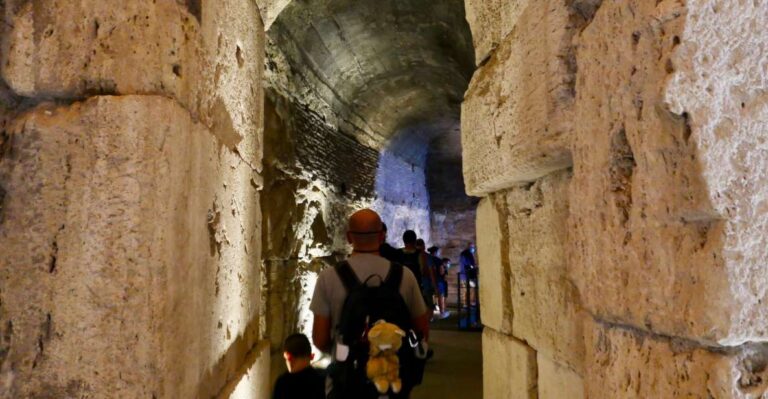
[
  {"left": 335, "top": 261, "right": 360, "bottom": 292},
  {"left": 384, "top": 262, "right": 403, "bottom": 291}
]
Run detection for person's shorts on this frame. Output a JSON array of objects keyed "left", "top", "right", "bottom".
[{"left": 437, "top": 281, "right": 448, "bottom": 296}]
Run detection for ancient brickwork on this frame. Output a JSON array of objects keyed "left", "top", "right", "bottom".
[
  {"left": 294, "top": 105, "right": 379, "bottom": 200},
  {"left": 0, "top": 1, "right": 268, "bottom": 398},
  {"left": 464, "top": 0, "right": 768, "bottom": 397}
]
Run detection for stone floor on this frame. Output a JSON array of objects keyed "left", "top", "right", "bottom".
[{"left": 411, "top": 313, "right": 483, "bottom": 399}]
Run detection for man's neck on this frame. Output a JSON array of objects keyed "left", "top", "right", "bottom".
[
  {"left": 351, "top": 248, "right": 379, "bottom": 256},
  {"left": 289, "top": 358, "right": 311, "bottom": 373}
]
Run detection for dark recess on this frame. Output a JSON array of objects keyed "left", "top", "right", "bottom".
[{"left": 186, "top": 0, "right": 202, "bottom": 22}]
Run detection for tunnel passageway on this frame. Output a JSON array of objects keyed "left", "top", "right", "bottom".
[{"left": 3, "top": 0, "right": 768, "bottom": 398}]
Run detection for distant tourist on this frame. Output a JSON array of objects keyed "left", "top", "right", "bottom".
[
  {"left": 428, "top": 246, "right": 451, "bottom": 319},
  {"left": 415, "top": 239, "right": 437, "bottom": 316},
  {"left": 379, "top": 223, "right": 400, "bottom": 262},
  {"left": 459, "top": 243, "right": 478, "bottom": 284}
]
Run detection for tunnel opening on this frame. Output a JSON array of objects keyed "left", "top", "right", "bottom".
[{"left": 261, "top": 0, "right": 480, "bottom": 394}]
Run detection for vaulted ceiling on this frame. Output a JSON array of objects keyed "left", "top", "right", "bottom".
[{"left": 268, "top": 0, "right": 474, "bottom": 146}]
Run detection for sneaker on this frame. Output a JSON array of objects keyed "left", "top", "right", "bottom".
[{"left": 439, "top": 311, "right": 451, "bottom": 319}]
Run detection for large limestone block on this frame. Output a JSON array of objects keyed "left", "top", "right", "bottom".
[
  {"left": 483, "top": 328, "right": 537, "bottom": 399},
  {"left": 0, "top": 96, "right": 262, "bottom": 398},
  {"left": 569, "top": 0, "right": 768, "bottom": 345},
  {"left": 477, "top": 196, "right": 512, "bottom": 334},
  {"left": 200, "top": 0, "right": 265, "bottom": 171},
  {"left": 462, "top": 1, "right": 576, "bottom": 196},
  {"left": 584, "top": 318, "right": 768, "bottom": 398},
  {"left": 538, "top": 353, "right": 584, "bottom": 399},
  {"left": 464, "top": 0, "right": 531, "bottom": 64},
  {"left": 504, "top": 170, "right": 584, "bottom": 371},
  {"left": 1, "top": 0, "right": 265, "bottom": 169},
  {"left": 2, "top": 1, "right": 201, "bottom": 101}
]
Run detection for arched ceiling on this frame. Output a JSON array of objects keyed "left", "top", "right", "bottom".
[{"left": 267, "top": 0, "right": 475, "bottom": 148}]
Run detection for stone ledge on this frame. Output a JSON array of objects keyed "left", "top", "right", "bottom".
[{"left": 585, "top": 317, "right": 768, "bottom": 398}]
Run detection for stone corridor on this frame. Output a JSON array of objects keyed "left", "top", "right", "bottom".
[{"left": 1, "top": 1, "right": 768, "bottom": 398}]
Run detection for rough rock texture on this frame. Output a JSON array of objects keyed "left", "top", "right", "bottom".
[
  {"left": 482, "top": 328, "right": 538, "bottom": 399},
  {"left": 585, "top": 319, "right": 768, "bottom": 398},
  {"left": 462, "top": 0, "right": 578, "bottom": 195},
  {"left": 0, "top": 1, "right": 267, "bottom": 396},
  {"left": 569, "top": 0, "right": 768, "bottom": 345},
  {"left": 477, "top": 197, "right": 512, "bottom": 335},
  {"left": 538, "top": 353, "right": 584, "bottom": 399},
  {"left": 215, "top": 341, "right": 271, "bottom": 399},
  {"left": 255, "top": 0, "right": 293, "bottom": 30},
  {"left": 504, "top": 170, "right": 584, "bottom": 371},
  {"left": 463, "top": 0, "right": 521, "bottom": 64},
  {"left": 0, "top": 96, "right": 262, "bottom": 398},
  {"left": 1, "top": 0, "right": 265, "bottom": 169},
  {"left": 374, "top": 139, "right": 432, "bottom": 245},
  {"left": 465, "top": 0, "right": 768, "bottom": 397},
  {"left": 430, "top": 208, "right": 476, "bottom": 263}
]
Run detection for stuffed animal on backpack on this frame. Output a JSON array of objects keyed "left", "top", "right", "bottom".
[{"left": 366, "top": 320, "right": 406, "bottom": 394}]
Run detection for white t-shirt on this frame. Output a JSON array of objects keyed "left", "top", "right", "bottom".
[{"left": 310, "top": 253, "right": 427, "bottom": 338}]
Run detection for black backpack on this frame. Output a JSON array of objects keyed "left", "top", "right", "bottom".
[{"left": 328, "top": 261, "right": 425, "bottom": 399}]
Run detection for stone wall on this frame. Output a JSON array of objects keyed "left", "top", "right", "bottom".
[
  {"left": 464, "top": 0, "right": 768, "bottom": 397},
  {"left": 0, "top": 1, "right": 268, "bottom": 398},
  {"left": 428, "top": 145, "right": 478, "bottom": 263},
  {"left": 374, "top": 132, "right": 433, "bottom": 245}
]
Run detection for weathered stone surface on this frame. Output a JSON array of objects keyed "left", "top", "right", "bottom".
[
  {"left": 584, "top": 318, "right": 768, "bottom": 398},
  {"left": 503, "top": 170, "right": 584, "bottom": 371},
  {"left": 569, "top": 0, "right": 768, "bottom": 345},
  {"left": 255, "top": 0, "right": 292, "bottom": 30},
  {"left": 462, "top": 1, "right": 577, "bottom": 196},
  {"left": 430, "top": 207, "right": 476, "bottom": 265},
  {"left": 477, "top": 196, "right": 512, "bottom": 334},
  {"left": 200, "top": 0, "right": 265, "bottom": 171},
  {"left": 538, "top": 353, "right": 584, "bottom": 399},
  {"left": 0, "top": 96, "right": 261, "bottom": 398},
  {"left": 2, "top": 1, "right": 201, "bottom": 100},
  {"left": 215, "top": 341, "right": 271, "bottom": 399},
  {"left": 374, "top": 142, "right": 432, "bottom": 245},
  {"left": 483, "top": 328, "right": 538, "bottom": 399},
  {"left": 463, "top": 0, "right": 530, "bottom": 64},
  {"left": 1, "top": 0, "right": 265, "bottom": 169}
]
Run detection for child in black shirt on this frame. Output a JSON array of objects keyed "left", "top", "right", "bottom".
[{"left": 273, "top": 334, "right": 325, "bottom": 399}]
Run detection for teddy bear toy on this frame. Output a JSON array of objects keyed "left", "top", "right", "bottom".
[{"left": 366, "top": 320, "right": 406, "bottom": 394}]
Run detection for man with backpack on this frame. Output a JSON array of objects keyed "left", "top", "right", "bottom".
[{"left": 310, "top": 209, "right": 430, "bottom": 398}]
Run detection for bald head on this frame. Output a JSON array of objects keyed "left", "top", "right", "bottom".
[{"left": 347, "top": 209, "right": 385, "bottom": 253}]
